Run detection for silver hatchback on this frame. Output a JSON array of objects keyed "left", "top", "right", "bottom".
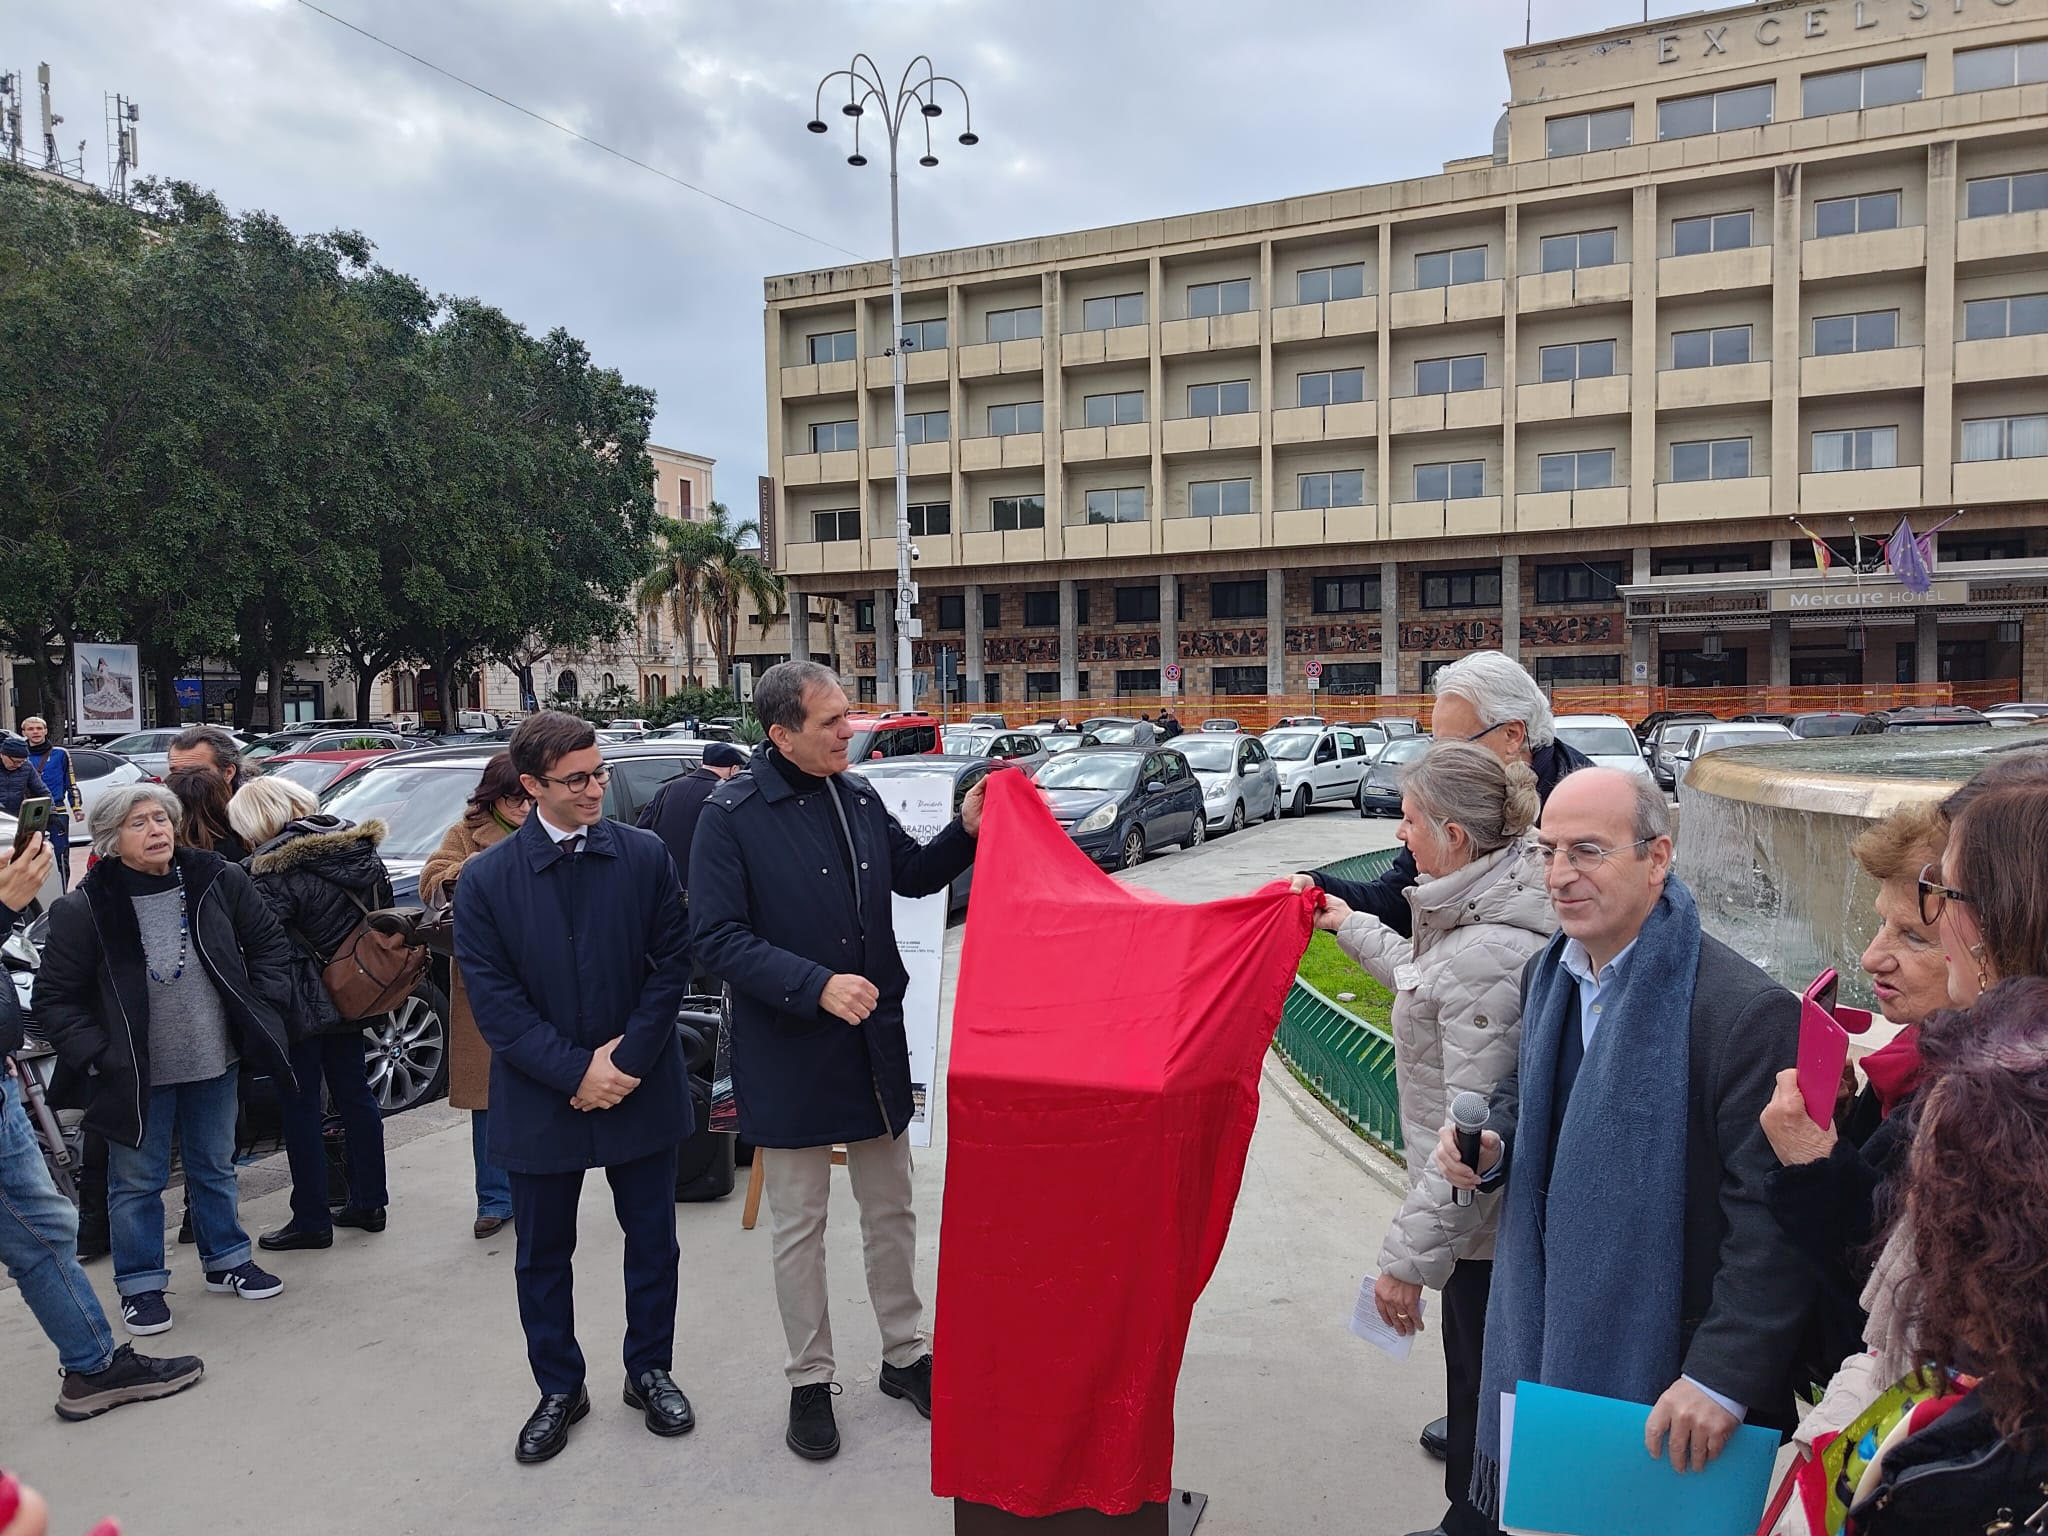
[{"left": 1174, "top": 732, "right": 1282, "bottom": 833}]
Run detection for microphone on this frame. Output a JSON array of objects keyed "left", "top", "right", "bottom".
[{"left": 1450, "top": 1091, "right": 1490, "bottom": 1208}]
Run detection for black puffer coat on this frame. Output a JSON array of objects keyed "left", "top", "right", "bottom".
[
  {"left": 1848, "top": 1392, "right": 2048, "bottom": 1535},
  {"left": 245, "top": 816, "right": 392, "bottom": 1037}
]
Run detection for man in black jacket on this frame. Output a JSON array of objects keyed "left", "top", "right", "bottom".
[
  {"left": 690, "top": 661, "right": 985, "bottom": 1464},
  {"left": 1297, "top": 652, "right": 1593, "bottom": 941},
  {"left": 636, "top": 741, "right": 747, "bottom": 902}
]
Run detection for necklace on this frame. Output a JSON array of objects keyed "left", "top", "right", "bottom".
[{"left": 141, "top": 864, "right": 190, "bottom": 985}]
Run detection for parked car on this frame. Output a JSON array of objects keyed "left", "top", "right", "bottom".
[
  {"left": 1358, "top": 735, "right": 1431, "bottom": 817},
  {"left": 1327, "top": 721, "right": 1393, "bottom": 752},
  {"left": 261, "top": 749, "right": 392, "bottom": 796},
  {"left": 61, "top": 748, "right": 146, "bottom": 846},
  {"left": 1984, "top": 706, "right": 2048, "bottom": 728},
  {"left": 1853, "top": 706, "right": 1991, "bottom": 734},
  {"left": 1378, "top": 718, "right": 1422, "bottom": 738},
  {"left": 943, "top": 728, "right": 1051, "bottom": 777},
  {"left": 1634, "top": 708, "right": 1716, "bottom": 748},
  {"left": 1037, "top": 730, "right": 1100, "bottom": 755},
  {"left": 1263, "top": 725, "right": 1376, "bottom": 816},
  {"left": 846, "top": 756, "right": 993, "bottom": 916},
  {"left": 1787, "top": 710, "right": 1864, "bottom": 739},
  {"left": 1553, "top": 714, "right": 1655, "bottom": 779},
  {"left": 606, "top": 717, "right": 651, "bottom": 734},
  {"left": 1089, "top": 719, "right": 1164, "bottom": 746},
  {"left": 1647, "top": 719, "right": 1706, "bottom": 791},
  {"left": 1174, "top": 731, "right": 1281, "bottom": 833},
  {"left": 1673, "top": 721, "right": 1797, "bottom": 785},
  {"left": 1199, "top": 718, "right": 1243, "bottom": 733},
  {"left": 98, "top": 727, "right": 188, "bottom": 777},
  {"left": 1981, "top": 700, "right": 2048, "bottom": 719},
  {"left": 846, "top": 713, "right": 942, "bottom": 760},
  {"left": 1729, "top": 712, "right": 1795, "bottom": 728},
  {"left": 1034, "top": 746, "right": 1205, "bottom": 869},
  {"left": 966, "top": 713, "right": 1009, "bottom": 729},
  {"left": 245, "top": 727, "right": 417, "bottom": 763},
  {"left": 1272, "top": 715, "right": 1327, "bottom": 730}
]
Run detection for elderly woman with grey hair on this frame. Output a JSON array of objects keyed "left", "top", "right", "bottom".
[
  {"left": 1311, "top": 739, "right": 1555, "bottom": 1536},
  {"left": 34, "top": 782, "right": 295, "bottom": 1339}
]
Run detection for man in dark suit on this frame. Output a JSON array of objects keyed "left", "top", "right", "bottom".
[
  {"left": 636, "top": 741, "right": 747, "bottom": 902},
  {"left": 455, "top": 711, "right": 695, "bottom": 1465},
  {"left": 1439, "top": 768, "right": 1811, "bottom": 1527}
]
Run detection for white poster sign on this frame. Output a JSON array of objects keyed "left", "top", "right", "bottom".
[
  {"left": 74, "top": 642, "right": 142, "bottom": 735},
  {"left": 864, "top": 770, "right": 954, "bottom": 1149}
]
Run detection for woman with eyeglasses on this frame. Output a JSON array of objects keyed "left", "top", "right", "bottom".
[{"left": 1924, "top": 757, "right": 2048, "bottom": 1008}]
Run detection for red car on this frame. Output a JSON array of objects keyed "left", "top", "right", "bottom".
[
  {"left": 260, "top": 749, "right": 394, "bottom": 796},
  {"left": 846, "top": 713, "right": 944, "bottom": 761}
]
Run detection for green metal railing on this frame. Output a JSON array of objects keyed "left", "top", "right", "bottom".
[{"left": 1274, "top": 847, "right": 1405, "bottom": 1155}]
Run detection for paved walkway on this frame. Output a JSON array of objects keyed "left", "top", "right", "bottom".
[{"left": 2, "top": 806, "right": 1452, "bottom": 1535}]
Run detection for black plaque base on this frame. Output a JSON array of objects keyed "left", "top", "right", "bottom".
[{"left": 955, "top": 1490, "right": 1206, "bottom": 1535}]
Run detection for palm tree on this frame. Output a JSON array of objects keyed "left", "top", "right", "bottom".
[
  {"left": 636, "top": 502, "right": 785, "bottom": 689},
  {"left": 636, "top": 516, "right": 719, "bottom": 687}
]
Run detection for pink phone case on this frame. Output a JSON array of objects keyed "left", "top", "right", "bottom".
[{"left": 1797, "top": 997, "right": 1851, "bottom": 1127}]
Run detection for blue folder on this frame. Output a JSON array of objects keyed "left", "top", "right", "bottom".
[{"left": 1502, "top": 1381, "right": 1780, "bottom": 1536}]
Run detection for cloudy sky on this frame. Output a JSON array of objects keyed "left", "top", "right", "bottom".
[{"left": 17, "top": 0, "right": 1660, "bottom": 507}]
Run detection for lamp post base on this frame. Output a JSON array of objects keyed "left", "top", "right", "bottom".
[{"left": 954, "top": 1492, "right": 1207, "bottom": 1535}]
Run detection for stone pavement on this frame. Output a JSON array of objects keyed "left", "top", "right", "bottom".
[{"left": 2, "top": 805, "right": 1454, "bottom": 1536}]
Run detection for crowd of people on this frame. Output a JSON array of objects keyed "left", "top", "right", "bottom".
[{"left": 4, "top": 661, "right": 2048, "bottom": 1535}]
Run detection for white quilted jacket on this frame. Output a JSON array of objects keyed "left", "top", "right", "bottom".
[{"left": 1333, "top": 835, "right": 1556, "bottom": 1290}]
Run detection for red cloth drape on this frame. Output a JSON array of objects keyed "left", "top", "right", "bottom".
[{"left": 930, "top": 768, "right": 1315, "bottom": 1516}]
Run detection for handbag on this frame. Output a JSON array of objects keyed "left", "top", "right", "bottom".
[{"left": 297, "top": 882, "right": 428, "bottom": 1024}]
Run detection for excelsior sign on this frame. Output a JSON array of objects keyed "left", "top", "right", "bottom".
[
  {"left": 1654, "top": 1, "right": 2017, "bottom": 67},
  {"left": 1770, "top": 579, "right": 1969, "bottom": 611}
]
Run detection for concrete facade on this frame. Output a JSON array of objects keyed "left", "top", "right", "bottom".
[{"left": 764, "top": 0, "right": 2048, "bottom": 706}]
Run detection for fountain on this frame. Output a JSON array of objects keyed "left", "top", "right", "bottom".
[{"left": 1676, "top": 727, "right": 2048, "bottom": 1011}]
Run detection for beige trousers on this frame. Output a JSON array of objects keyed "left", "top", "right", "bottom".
[{"left": 762, "top": 1132, "right": 926, "bottom": 1386}]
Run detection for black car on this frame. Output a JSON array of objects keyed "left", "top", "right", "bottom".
[
  {"left": 1033, "top": 745, "right": 1205, "bottom": 869},
  {"left": 1787, "top": 710, "right": 1864, "bottom": 738},
  {"left": 1853, "top": 707, "right": 1991, "bottom": 734},
  {"left": 1359, "top": 736, "right": 1430, "bottom": 817},
  {"left": 847, "top": 755, "right": 994, "bottom": 917}
]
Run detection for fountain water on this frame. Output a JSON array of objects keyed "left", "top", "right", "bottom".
[{"left": 1676, "top": 727, "right": 2048, "bottom": 1011}]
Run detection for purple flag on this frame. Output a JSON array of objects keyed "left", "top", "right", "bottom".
[{"left": 1885, "top": 517, "right": 1934, "bottom": 595}]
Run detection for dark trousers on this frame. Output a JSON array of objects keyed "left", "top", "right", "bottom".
[
  {"left": 280, "top": 1033, "right": 389, "bottom": 1231},
  {"left": 1441, "top": 1258, "right": 1498, "bottom": 1536},
  {"left": 509, "top": 1145, "right": 680, "bottom": 1395}
]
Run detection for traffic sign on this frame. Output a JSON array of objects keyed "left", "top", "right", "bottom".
[
  {"left": 1163, "top": 663, "right": 1182, "bottom": 683},
  {"left": 1305, "top": 660, "right": 1324, "bottom": 679}
]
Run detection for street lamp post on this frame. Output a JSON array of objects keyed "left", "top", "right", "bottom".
[{"left": 808, "top": 57, "right": 977, "bottom": 716}]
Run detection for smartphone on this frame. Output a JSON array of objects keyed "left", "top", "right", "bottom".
[
  {"left": 11, "top": 796, "right": 51, "bottom": 858},
  {"left": 1797, "top": 968, "right": 1851, "bottom": 1129}
]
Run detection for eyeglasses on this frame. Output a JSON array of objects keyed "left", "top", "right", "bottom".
[
  {"left": 1533, "top": 837, "right": 1655, "bottom": 873},
  {"left": 532, "top": 764, "right": 612, "bottom": 794},
  {"left": 1433, "top": 719, "right": 1511, "bottom": 745},
  {"left": 1917, "top": 864, "right": 1972, "bottom": 927}
]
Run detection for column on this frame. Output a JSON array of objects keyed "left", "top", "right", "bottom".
[
  {"left": 1159, "top": 572, "right": 1179, "bottom": 688},
  {"left": 1770, "top": 617, "right": 1792, "bottom": 688},
  {"left": 1916, "top": 610, "right": 1940, "bottom": 685},
  {"left": 1924, "top": 141, "right": 1959, "bottom": 506},
  {"left": 787, "top": 584, "right": 811, "bottom": 665},
  {"left": 964, "top": 582, "right": 985, "bottom": 704},
  {"left": 873, "top": 587, "right": 896, "bottom": 703},
  {"left": 1770, "top": 162, "right": 1803, "bottom": 517},
  {"left": 1380, "top": 558, "right": 1401, "bottom": 696},
  {"left": 1266, "top": 568, "right": 1287, "bottom": 696},
  {"left": 1630, "top": 547, "right": 1654, "bottom": 687},
  {"left": 1770, "top": 539, "right": 1791, "bottom": 576},
  {"left": 1059, "top": 577, "right": 1079, "bottom": 701},
  {"left": 1500, "top": 554, "right": 1521, "bottom": 664}
]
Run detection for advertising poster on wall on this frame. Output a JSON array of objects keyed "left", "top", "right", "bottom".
[
  {"left": 73, "top": 642, "right": 143, "bottom": 736},
  {"left": 862, "top": 770, "right": 956, "bottom": 1149}
]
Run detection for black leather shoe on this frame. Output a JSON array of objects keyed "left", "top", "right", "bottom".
[
  {"left": 1419, "top": 1415, "right": 1449, "bottom": 1461},
  {"left": 257, "top": 1225, "right": 334, "bottom": 1252},
  {"left": 786, "top": 1382, "right": 842, "bottom": 1461},
  {"left": 515, "top": 1385, "right": 590, "bottom": 1465},
  {"left": 334, "top": 1206, "right": 387, "bottom": 1233},
  {"left": 624, "top": 1369, "right": 695, "bottom": 1437},
  {"left": 879, "top": 1353, "right": 933, "bottom": 1419}
]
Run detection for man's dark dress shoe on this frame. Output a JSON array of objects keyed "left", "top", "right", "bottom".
[
  {"left": 624, "top": 1369, "right": 695, "bottom": 1437},
  {"left": 1420, "top": 1415, "right": 1449, "bottom": 1461},
  {"left": 787, "top": 1382, "right": 842, "bottom": 1461},
  {"left": 879, "top": 1353, "right": 934, "bottom": 1419},
  {"left": 515, "top": 1385, "right": 590, "bottom": 1464}
]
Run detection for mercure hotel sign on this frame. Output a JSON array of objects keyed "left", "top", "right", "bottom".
[
  {"left": 1770, "top": 580, "right": 1970, "bottom": 611},
  {"left": 1655, "top": 0, "right": 2020, "bottom": 67}
]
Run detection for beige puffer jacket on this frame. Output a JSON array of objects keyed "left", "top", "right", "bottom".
[{"left": 1333, "top": 835, "right": 1556, "bottom": 1290}]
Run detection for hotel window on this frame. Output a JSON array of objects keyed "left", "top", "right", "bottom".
[
  {"left": 1080, "top": 488, "right": 1147, "bottom": 525},
  {"left": 1534, "top": 561, "right": 1623, "bottom": 604},
  {"left": 1536, "top": 449, "right": 1615, "bottom": 493},
  {"left": 1190, "top": 479, "right": 1254, "bottom": 519},
  {"left": 1023, "top": 591, "right": 1059, "bottom": 627},
  {"left": 1312, "top": 574, "right": 1380, "bottom": 614},
  {"left": 905, "top": 502, "right": 951, "bottom": 536},
  {"left": 1414, "top": 354, "right": 1486, "bottom": 395},
  {"left": 1814, "top": 191, "right": 1901, "bottom": 238},
  {"left": 854, "top": 598, "right": 876, "bottom": 632},
  {"left": 1414, "top": 246, "right": 1486, "bottom": 288},
  {"left": 1671, "top": 324, "right": 1751, "bottom": 369},
  {"left": 983, "top": 592, "right": 1003, "bottom": 630},
  {"left": 1297, "top": 470, "right": 1367, "bottom": 509},
  {"left": 1296, "top": 263, "right": 1367, "bottom": 304},
  {"left": 984, "top": 305, "right": 1042, "bottom": 342},
  {"left": 1657, "top": 82, "right": 1774, "bottom": 140},
  {"left": 1534, "top": 655, "right": 1622, "bottom": 685},
  {"left": 1538, "top": 228, "right": 1617, "bottom": 273},
  {"left": 1082, "top": 390, "right": 1146, "bottom": 427},
  {"left": 807, "top": 329, "right": 856, "bottom": 364},
  {"left": 1420, "top": 569, "right": 1503, "bottom": 610},
  {"left": 1965, "top": 171, "right": 2048, "bottom": 218},
  {"left": 1187, "top": 380, "right": 1252, "bottom": 417},
  {"left": 1537, "top": 339, "right": 1617, "bottom": 383},
  {"left": 986, "top": 400, "right": 1044, "bottom": 436},
  {"left": 1213, "top": 665, "right": 1268, "bottom": 697},
  {"left": 897, "top": 318, "right": 947, "bottom": 352},
  {"left": 857, "top": 676, "right": 877, "bottom": 704},
  {"left": 901, "top": 409, "right": 949, "bottom": 445},
  {"left": 1955, "top": 40, "right": 2048, "bottom": 92},
  {"left": 988, "top": 494, "right": 1046, "bottom": 531},
  {"left": 1210, "top": 580, "right": 1267, "bottom": 620},
  {"left": 1025, "top": 672, "right": 1061, "bottom": 701},
  {"left": 1321, "top": 662, "right": 1381, "bottom": 693},
  {"left": 1671, "top": 210, "right": 1753, "bottom": 256},
  {"left": 1811, "top": 309, "right": 1898, "bottom": 356},
  {"left": 1656, "top": 552, "right": 1753, "bottom": 575},
  {"left": 1802, "top": 58, "right": 1923, "bottom": 116},
  {"left": 1115, "top": 585, "right": 1161, "bottom": 624},
  {"left": 1081, "top": 292, "right": 1145, "bottom": 331},
  {"left": 1944, "top": 535, "right": 2028, "bottom": 562},
  {"left": 812, "top": 507, "right": 859, "bottom": 543},
  {"left": 1963, "top": 294, "right": 2048, "bottom": 341},
  {"left": 1413, "top": 460, "right": 1486, "bottom": 501},
  {"left": 1187, "top": 279, "right": 1253, "bottom": 318},
  {"left": 1812, "top": 427, "right": 1898, "bottom": 472},
  {"left": 1115, "top": 669, "right": 1162, "bottom": 696},
  {"left": 809, "top": 419, "right": 858, "bottom": 453},
  {"left": 1297, "top": 368, "right": 1367, "bottom": 407},
  {"left": 1545, "top": 106, "right": 1632, "bottom": 158},
  {"left": 937, "top": 594, "right": 965, "bottom": 630},
  {"left": 1670, "top": 437, "right": 1752, "bottom": 482},
  {"left": 1960, "top": 414, "right": 2048, "bottom": 462}
]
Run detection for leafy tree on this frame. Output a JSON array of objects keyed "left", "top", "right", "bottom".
[{"left": 636, "top": 516, "right": 720, "bottom": 688}]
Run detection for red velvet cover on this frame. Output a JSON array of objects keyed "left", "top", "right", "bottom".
[{"left": 930, "top": 768, "right": 1316, "bottom": 1516}]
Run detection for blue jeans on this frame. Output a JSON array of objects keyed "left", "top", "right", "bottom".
[
  {"left": 472, "top": 1110, "right": 513, "bottom": 1221},
  {"left": 280, "top": 1033, "right": 389, "bottom": 1231},
  {"left": 0, "top": 1075, "right": 116, "bottom": 1374},
  {"left": 108, "top": 1070, "right": 250, "bottom": 1297}
]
